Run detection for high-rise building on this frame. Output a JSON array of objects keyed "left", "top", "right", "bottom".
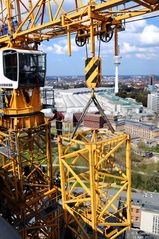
[
  {"left": 147, "top": 91, "right": 159, "bottom": 113},
  {"left": 148, "top": 75, "right": 156, "bottom": 85}
]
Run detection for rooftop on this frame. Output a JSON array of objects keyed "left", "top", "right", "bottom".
[
  {"left": 125, "top": 120, "right": 159, "bottom": 132},
  {"left": 99, "top": 92, "right": 143, "bottom": 108},
  {"left": 120, "top": 191, "right": 159, "bottom": 210}
]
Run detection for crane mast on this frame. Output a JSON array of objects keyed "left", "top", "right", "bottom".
[{"left": 0, "top": 0, "right": 158, "bottom": 239}]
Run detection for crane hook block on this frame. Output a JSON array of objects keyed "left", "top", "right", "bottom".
[{"left": 85, "top": 57, "right": 102, "bottom": 89}]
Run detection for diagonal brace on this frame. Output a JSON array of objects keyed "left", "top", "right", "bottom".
[{"left": 71, "top": 91, "right": 114, "bottom": 139}]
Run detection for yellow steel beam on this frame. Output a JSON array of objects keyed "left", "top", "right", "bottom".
[
  {"left": 65, "top": 197, "right": 91, "bottom": 204},
  {"left": 97, "top": 171, "right": 126, "bottom": 181},
  {"left": 65, "top": 204, "right": 90, "bottom": 239},
  {"left": 99, "top": 182, "right": 128, "bottom": 218},
  {"left": 133, "top": 0, "right": 153, "bottom": 9},
  {"left": 0, "top": 0, "right": 158, "bottom": 49},
  {"left": 0, "top": 124, "right": 61, "bottom": 238},
  {"left": 54, "top": 0, "right": 65, "bottom": 20},
  {"left": 96, "top": 137, "right": 126, "bottom": 167},
  {"left": 126, "top": 135, "right": 131, "bottom": 228},
  {"left": 62, "top": 148, "right": 88, "bottom": 159},
  {"left": 103, "top": 195, "right": 127, "bottom": 222},
  {"left": 63, "top": 159, "right": 91, "bottom": 195},
  {"left": 59, "top": 129, "right": 131, "bottom": 239},
  {"left": 89, "top": 143, "right": 97, "bottom": 239},
  {"left": 110, "top": 227, "right": 129, "bottom": 239}
]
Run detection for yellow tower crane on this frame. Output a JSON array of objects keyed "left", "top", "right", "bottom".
[{"left": 0, "top": 0, "right": 158, "bottom": 238}]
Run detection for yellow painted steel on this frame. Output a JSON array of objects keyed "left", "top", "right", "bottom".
[
  {"left": 58, "top": 129, "right": 131, "bottom": 239},
  {"left": 0, "top": 0, "right": 158, "bottom": 50},
  {"left": 0, "top": 88, "right": 44, "bottom": 130},
  {"left": 0, "top": 124, "right": 62, "bottom": 238},
  {"left": 0, "top": 0, "right": 157, "bottom": 238},
  {"left": 9, "top": 88, "right": 41, "bottom": 113}
]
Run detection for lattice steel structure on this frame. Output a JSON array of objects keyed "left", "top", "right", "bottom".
[
  {"left": 0, "top": 0, "right": 158, "bottom": 57},
  {"left": 0, "top": 0, "right": 157, "bottom": 238},
  {"left": 58, "top": 129, "right": 131, "bottom": 239},
  {"left": 0, "top": 123, "right": 62, "bottom": 239}
]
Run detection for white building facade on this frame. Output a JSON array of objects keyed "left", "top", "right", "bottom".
[
  {"left": 147, "top": 91, "right": 159, "bottom": 113},
  {"left": 141, "top": 209, "right": 159, "bottom": 235}
]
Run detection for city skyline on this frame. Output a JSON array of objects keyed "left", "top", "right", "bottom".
[{"left": 40, "top": 13, "right": 159, "bottom": 76}]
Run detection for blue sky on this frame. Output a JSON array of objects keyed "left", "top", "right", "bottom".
[{"left": 40, "top": 13, "right": 159, "bottom": 76}]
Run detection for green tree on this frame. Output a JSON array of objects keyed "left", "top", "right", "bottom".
[
  {"left": 146, "top": 175, "right": 159, "bottom": 192},
  {"left": 137, "top": 140, "right": 147, "bottom": 153},
  {"left": 132, "top": 173, "right": 143, "bottom": 188}
]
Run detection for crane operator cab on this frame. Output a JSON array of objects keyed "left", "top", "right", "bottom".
[
  {"left": 0, "top": 48, "right": 46, "bottom": 89},
  {"left": 0, "top": 48, "right": 47, "bottom": 130}
]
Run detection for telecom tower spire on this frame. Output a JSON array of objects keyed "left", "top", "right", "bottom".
[{"left": 114, "top": 27, "right": 121, "bottom": 94}]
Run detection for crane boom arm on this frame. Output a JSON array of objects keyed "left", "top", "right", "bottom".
[{"left": 0, "top": 0, "right": 158, "bottom": 49}]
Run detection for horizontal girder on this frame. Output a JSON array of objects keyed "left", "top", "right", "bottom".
[{"left": 0, "top": 0, "right": 158, "bottom": 47}]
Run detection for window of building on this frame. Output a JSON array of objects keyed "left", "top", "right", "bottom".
[
  {"left": 152, "top": 215, "right": 159, "bottom": 234},
  {"left": 136, "top": 217, "right": 139, "bottom": 221}
]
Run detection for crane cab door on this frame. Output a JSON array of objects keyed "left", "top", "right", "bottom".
[{"left": 2, "top": 49, "right": 18, "bottom": 88}]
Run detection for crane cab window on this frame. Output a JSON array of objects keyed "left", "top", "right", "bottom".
[
  {"left": 3, "top": 50, "right": 17, "bottom": 81},
  {"left": 19, "top": 53, "right": 46, "bottom": 88}
]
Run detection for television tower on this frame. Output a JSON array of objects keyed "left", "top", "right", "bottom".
[{"left": 114, "top": 28, "right": 121, "bottom": 94}]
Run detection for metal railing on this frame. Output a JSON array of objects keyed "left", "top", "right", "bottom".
[{"left": 41, "top": 88, "right": 55, "bottom": 109}]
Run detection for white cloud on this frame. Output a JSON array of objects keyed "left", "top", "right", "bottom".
[
  {"left": 140, "top": 24, "right": 159, "bottom": 45},
  {"left": 121, "top": 42, "right": 137, "bottom": 54},
  {"left": 120, "top": 41, "right": 159, "bottom": 60},
  {"left": 116, "top": 20, "right": 159, "bottom": 60},
  {"left": 121, "top": 42, "right": 149, "bottom": 54},
  {"left": 125, "top": 19, "right": 146, "bottom": 33},
  {"left": 40, "top": 37, "right": 79, "bottom": 55},
  {"left": 135, "top": 52, "right": 157, "bottom": 60}
]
